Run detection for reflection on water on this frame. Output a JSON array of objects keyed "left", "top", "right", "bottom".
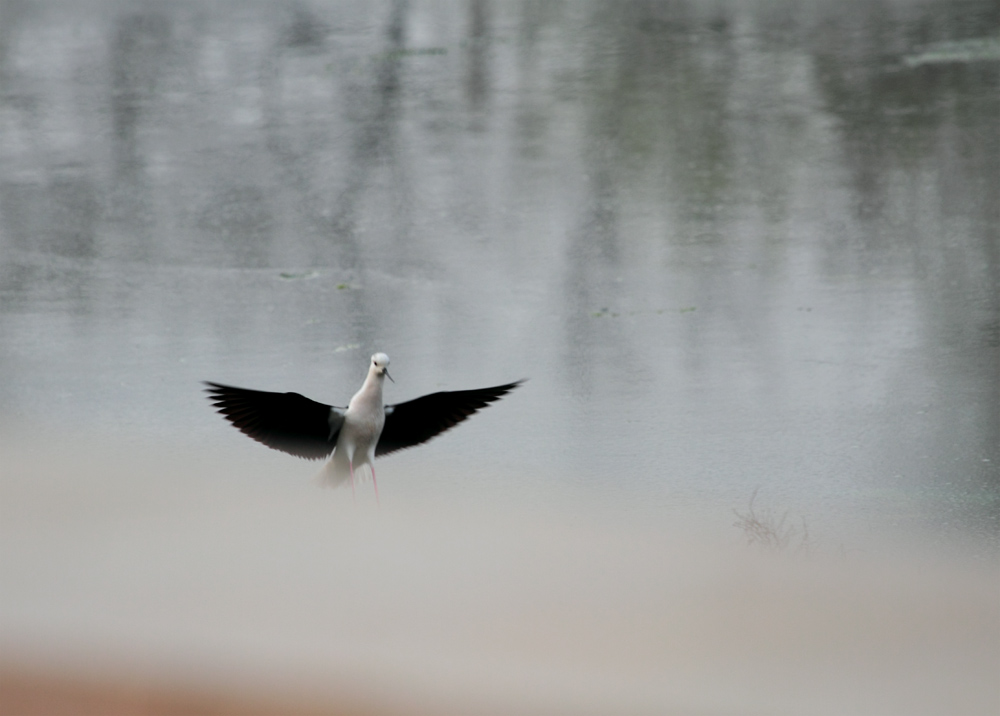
[
  {"left": 0, "top": 2, "right": 998, "bottom": 710},
  {"left": 1, "top": 1, "right": 997, "bottom": 523},
  {"left": 1, "top": 0, "right": 997, "bottom": 529}
]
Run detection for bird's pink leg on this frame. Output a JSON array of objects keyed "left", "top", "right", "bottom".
[
  {"left": 349, "top": 461, "right": 356, "bottom": 503},
  {"left": 371, "top": 466, "right": 380, "bottom": 506}
]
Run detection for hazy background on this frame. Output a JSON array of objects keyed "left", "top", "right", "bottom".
[{"left": 1, "top": 1, "right": 998, "bottom": 714}]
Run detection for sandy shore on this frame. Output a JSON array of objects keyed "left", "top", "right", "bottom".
[
  {"left": 0, "top": 662, "right": 385, "bottom": 716},
  {"left": 2, "top": 436, "right": 998, "bottom": 716}
]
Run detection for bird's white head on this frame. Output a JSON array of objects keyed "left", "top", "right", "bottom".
[{"left": 371, "top": 352, "right": 393, "bottom": 382}]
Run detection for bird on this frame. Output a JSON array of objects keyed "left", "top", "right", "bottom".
[{"left": 205, "top": 353, "right": 522, "bottom": 499}]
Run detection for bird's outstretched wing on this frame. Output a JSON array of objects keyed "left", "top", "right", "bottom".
[
  {"left": 204, "top": 382, "right": 344, "bottom": 459},
  {"left": 376, "top": 380, "right": 523, "bottom": 457}
]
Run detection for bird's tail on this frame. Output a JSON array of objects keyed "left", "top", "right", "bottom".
[
  {"left": 314, "top": 449, "right": 351, "bottom": 488},
  {"left": 314, "top": 449, "right": 374, "bottom": 489}
]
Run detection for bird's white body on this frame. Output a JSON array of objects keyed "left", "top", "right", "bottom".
[{"left": 319, "top": 353, "right": 390, "bottom": 488}]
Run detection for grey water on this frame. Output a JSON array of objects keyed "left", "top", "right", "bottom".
[
  {"left": 2, "top": 2, "right": 999, "bottom": 713},
  {"left": 4, "top": 0, "right": 997, "bottom": 541}
]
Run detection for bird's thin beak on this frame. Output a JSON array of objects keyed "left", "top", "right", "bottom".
[{"left": 384, "top": 369, "right": 394, "bottom": 383}]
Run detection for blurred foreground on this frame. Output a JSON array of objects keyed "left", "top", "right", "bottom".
[{"left": 2, "top": 429, "right": 997, "bottom": 716}]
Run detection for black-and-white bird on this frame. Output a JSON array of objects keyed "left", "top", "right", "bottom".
[{"left": 205, "top": 353, "right": 521, "bottom": 497}]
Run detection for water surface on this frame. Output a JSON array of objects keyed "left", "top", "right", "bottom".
[{"left": 1, "top": 1, "right": 998, "bottom": 713}]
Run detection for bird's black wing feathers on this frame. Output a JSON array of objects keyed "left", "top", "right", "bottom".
[
  {"left": 204, "top": 382, "right": 343, "bottom": 460},
  {"left": 376, "top": 381, "right": 523, "bottom": 457}
]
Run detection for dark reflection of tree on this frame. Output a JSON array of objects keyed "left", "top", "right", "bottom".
[
  {"left": 111, "top": 13, "right": 168, "bottom": 175},
  {"left": 0, "top": 0, "right": 22, "bottom": 93},
  {"left": 561, "top": 2, "right": 648, "bottom": 396},
  {"left": 465, "top": 0, "right": 491, "bottom": 120},
  {"left": 327, "top": 0, "right": 409, "bottom": 352},
  {"left": 0, "top": 5, "right": 121, "bottom": 262},
  {"left": 327, "top": 0, "right": 407, "bottom": 274},
  {"left": 258, "top": 1, "right": 412, "bottom": 351},
  {"left": 285, "top": 3, "right": 328, "bottom": 50},
  {"left": 264, "top": 2, "right": 406, "bottom": 263},
  {"left": 512, "top": 1, "right": 554, "bottom": 159},
  {"left": 107, "top": 11, "right": 170, "bottom": 260},
  {"left": 561, "top": 1, "right": 741, "bottom": 396},
  {"left": 46, "top": 171, "right": 100, "bottom": 260}
]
